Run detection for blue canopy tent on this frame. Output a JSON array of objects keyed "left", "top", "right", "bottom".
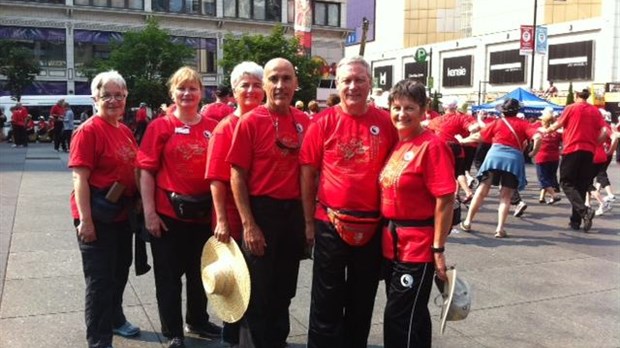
[{"left": 472, "top": 87, "right": 564, "bottom": 117}]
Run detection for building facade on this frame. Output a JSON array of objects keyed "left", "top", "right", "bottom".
[
  {"left": 0, "top": 0, "right": 349, "bottom": 98},
  {"left": 346, "top": 0, "right": 620, "bottom": 106}
]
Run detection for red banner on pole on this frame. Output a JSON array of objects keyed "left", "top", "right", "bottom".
[
  {"left": 294, "top": 0, "right": 312, "bottom": 56},
  {"left": 520, "top": 25, "right": 534, "bottom": 55}
]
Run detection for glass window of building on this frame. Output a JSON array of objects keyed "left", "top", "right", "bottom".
[
  {"left": 18, "top": 0, "right": 64, "bottom": 3},
  {"left": 223, "top": 0, "right": 281, "bottom": 21},
  {"left": 202, "top": 0, "right": 215, "bottom": 16},
  {"left": 153, "top": 0, "right": 214, "bottom": 15},
  {"left": 74, "top": 0, "right": 144, "bottom": 10},
  {"left": 287, "top": 0, "right": 294, "bottom": 23},
  {"left": 314, "top": 1, "right": 339, "bottom": 27}
]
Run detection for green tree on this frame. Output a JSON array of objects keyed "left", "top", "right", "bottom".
[
  {"left": 0, "top": 41, "right": 41, "bottom": 101},
  {"left": 566, "top": 81, "right": 574, "bottom": 105},
  {"left": 220, "top": 25, "right": 322, "bottom": 104},
  {"left": 81, "top": 19, "right": 194, "bottom": 109}
]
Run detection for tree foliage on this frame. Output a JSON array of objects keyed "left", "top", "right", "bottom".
[
  {"left": 566, "top": 81, "right": 574, "bottom": 105},
  {"left": 220, "top": 25, "right": 322, "bottom": 104},
  {"left": 80, "top": 19, "right": 194, "bottom": 109},
  {"left": 0, "top": 41, "right": 41, "bottom": 101}
]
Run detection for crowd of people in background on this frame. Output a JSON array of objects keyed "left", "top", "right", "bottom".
[{"left": 2, "top": 54, "right": 617, "bottom": 348}]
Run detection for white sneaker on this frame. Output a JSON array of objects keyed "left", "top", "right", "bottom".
[
  {"left": 603, "top": 195, "right": 616, "bottom": 203},
  {"left": 595, "top": 202, "right": 612, "bottom": 216},
  {"left": 514, "top": 201, "right": 528, "bottom": 217}
]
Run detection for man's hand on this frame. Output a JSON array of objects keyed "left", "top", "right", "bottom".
[
  {"left": 243, "top": 223, "right": 266, "bottom": 256},
  {"left": 77, "top": 219, "right": 97, "bottom": 243}
]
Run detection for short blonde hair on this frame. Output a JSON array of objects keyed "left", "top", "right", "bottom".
[{"left": 168, "top": 66, "right": 203, "bottom": 96}]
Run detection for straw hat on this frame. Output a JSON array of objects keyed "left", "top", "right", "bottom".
[
  {"left": 435, "top": 268, "right": 472, "bottom": 334},
  {"left": 201, "top": 237, "right": 251, "bottom": 323}
]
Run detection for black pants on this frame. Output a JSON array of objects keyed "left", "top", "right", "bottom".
[
  {"left": 62, "top": 129, "right": 73, "bottom": 151},
  {"left": 383, "top": 261, "right": 434, "bottom": 348},
  {"left": 134, "top": 121, "right": 147, "bottom": 144},
  {"left": 594, "top": 155, "right": 613, "bottom": 188},
  {"left": 54, "top": 121, "right": 64, "bottom": 150},
  {"left": 560, "top": 151, "right": 596, "bottom": 225},
  {"left": 75, "top": 219, "right": 133, "bottom": 348},
  {"left": 307, "top": 220, "right": 381, "bottom": 348},
  {"left": 474, "top": 142, "right": 491, "bottom": 171},
  {"left": 150, "top": 215, "right": 212, "bottom": 338},
  {"left": 462, "top": 145, "right": 477, "bottom": 174},
  {"left": 12, "top": 125, "right": 27, "bottom": 146},
  {"left": 241, "top": 196, "right": 305, "bottom": 348}
]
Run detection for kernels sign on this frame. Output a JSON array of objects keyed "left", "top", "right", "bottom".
[{"left": 442, "top": 55, "right": 473, "bottom": 87}]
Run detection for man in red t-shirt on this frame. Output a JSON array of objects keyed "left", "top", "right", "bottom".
[
  {"left": 227, "top": 58, "right": 308, "bottom": 348},
  {"left": 300, "top": 56, "right": 398, "bottom": 348},
  {"left": 133, "top": 102, "right": 148, "bottom": 143},
  {"left": 200, "top": 85, "right": 234, "bottom": 122},
  {"left": 10, "top": 103, "right": 28, "bottom": 147},
  {"left": 546, "top": 88, "right": 607, "bottom": 232}
]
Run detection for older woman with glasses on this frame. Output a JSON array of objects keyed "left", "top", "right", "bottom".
[
  {"left": 205, "top": 60, "right": 264, "bottom": 347},
  {"left": 137, "top": 66, "right": 221, "bottom": 348},
  {"left": 69, "top": 70, "right": 140, "bottom": 348}
]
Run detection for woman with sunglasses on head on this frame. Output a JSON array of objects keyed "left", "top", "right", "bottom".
[
  {"left": 205, "top": 61, "right": 264, "bottom": 347},
  {"left": 379, "top": 78, "right": 455, "bottom": 348},
  {"left": 137, "top": 66, "right": 221, "bottom": 348},
  {"left": 69, "top": 70, "right": 141, "bottom": 348}
]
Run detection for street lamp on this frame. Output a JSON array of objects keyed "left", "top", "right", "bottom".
[
  {"left": 529, "top": 0, "right": 538, "bottom": 90},
  {"left": 359, "top": 17, "right": 370, "bottom": 57}
]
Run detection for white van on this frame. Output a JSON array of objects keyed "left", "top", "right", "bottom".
[{"left": 0, "top": 95, "right": 96, "bottom": 134}]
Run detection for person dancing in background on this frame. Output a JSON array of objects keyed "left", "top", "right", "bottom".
[{"left": 534, "top": 108, "right": 562, "bottom": 204}]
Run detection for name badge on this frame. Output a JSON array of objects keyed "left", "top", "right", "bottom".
[{"left": 175, "top": 127, "right": 190, "bottom": 135}]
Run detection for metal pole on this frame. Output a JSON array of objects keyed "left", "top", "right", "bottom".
[
  {"left": 530, "top": 0, "right": 537, "bottom": 89},
  {"left": 359, "top": 17, "right": 369, "bottom": 57},
  {"left": 428, "top": 47, "right": 433, "bottom": 95},
  {"left": 478, "top": 80, "right": 482, "bottom": 105}
]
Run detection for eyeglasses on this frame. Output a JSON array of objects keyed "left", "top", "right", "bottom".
[
  {"left": 272, "top": 114, "right": 301, "bottom": 153},
  {"left": 99, "top": 94, "right": 127, "bottom": 102}
]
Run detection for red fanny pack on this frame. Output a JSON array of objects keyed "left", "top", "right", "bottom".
[{"left": 326, "top": 207, "right": 381, "bottom": 246}]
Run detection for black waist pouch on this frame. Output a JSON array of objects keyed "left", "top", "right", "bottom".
[
  {"left": 167, "top": 192, "right": 212, "bottom": 220},
  {"left": 91, "top": 187, "right": 125, "bottom": 223}
]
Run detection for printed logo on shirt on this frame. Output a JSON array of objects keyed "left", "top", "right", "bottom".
[
  {"left": 400, "top": 274, "right": 414, "bottom": 288},
  {"left": 203, "top": 130, "right": 213, "bottom": 139},
  {"left": 295, "top": 123, "right": 304, "bottom": 134},
  {"left": 338, "top": 138, "right": 369, "bottom": 160},
  {"left": 404, "top": 151, "right": 414, "bottom": 161},
  {"left": 370, "top": 125, "right": 380, "bottom": 136}
]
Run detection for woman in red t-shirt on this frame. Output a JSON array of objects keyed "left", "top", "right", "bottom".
[
  {"left": 535, "top": 110, "right": 562, "bottom": 204},
  {"left": 379, "top": 79, "right": 455, "bottom": 348},
  {"left": 68, "top": 70, "right": 141, "bottom": 347},
  {"left": 137, "top": 67, "right": 220, "bottom": 347}
]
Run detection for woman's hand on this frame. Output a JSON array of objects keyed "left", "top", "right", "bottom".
[
  {"left": 145, "top": 211, "right": 168, "bottom": 238},
  {"left": 77, "top": 219, "right": 96, "bottom": 243},
  {"left": 243, "top": 223, "right": 266, "bottom": 256},
  {"left": 434, "top": 252, "right": 448, "bottom": 281},
  {"left": 214, "top": 220, "right": 231, "bottom": 243}
]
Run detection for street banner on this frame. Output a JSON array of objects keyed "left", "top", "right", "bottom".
[
  {"left": 294, "top": 0, "right": 312, "bottom": 56},
  {"left": 536, "top": 26, "right": 548, "bottom": 55},
  {"left": 520, "top": 25, "right": 534, "bottom": 55}
]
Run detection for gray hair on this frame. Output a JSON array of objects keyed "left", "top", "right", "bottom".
[
  {"left": 336, "top": 56, "right": 371, "bottom": 80},
  {"left": 90, "top": 70, "right": 127, "bottom": 97},
  {"left": 230, "top": 61, "right": 264, "bottom": 88}
]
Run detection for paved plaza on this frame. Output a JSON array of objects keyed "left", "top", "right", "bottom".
[{"left": 0, "top": 143, "right": 618, "bottom": 348}]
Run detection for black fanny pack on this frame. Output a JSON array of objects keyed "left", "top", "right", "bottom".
[
  {"left": 90, "top": 187, "right": 125, "bottom": 223},
  {"left": 167, "top": 192, "right": 212, "bottom": 220}
]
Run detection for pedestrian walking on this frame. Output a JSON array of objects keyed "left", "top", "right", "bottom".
[
  {"left": 51, "top": 98, "right": 65, "bottom": 151},
  {"left": 61, "top": 102, "right": 74, "bottom": 152}
]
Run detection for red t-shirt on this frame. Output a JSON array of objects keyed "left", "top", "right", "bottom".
[
  {"left": 50, "top": 104, "right": 65, "bottom": 119},
  {"left": 11, "top": 107, "right": 28, "bottom": 126},
  {"left": 137, "top": 114, "right": 218, "bottom": 222},
  {"left": 535, "top": 131, "right": 562, "bottom": 164},
  {"left": 299, "top": 105, "right": 398, "bottom": 220},
  {"left": 427, "top": 111, "right": 475, "bottom": 143},
  {"left": 201, "top": 102, "right": 235, "bottom": 122},
  {"left": 227, "top": 105, "right": 309, "bottom": 200},
  {"left": 205, "top": 113, "right": 242, "bottom": 240},
  {"left": 593, "top": 124, "right": 612, "bottom": 164},
  {"left": 480, "top": 117, "right": 538, "bottom": 150},
  {"left": 380, "top": 130, "right": 455, "bottom": 263},
  {"left": 68, "top": 116, "right": 139, "bottom": 219},
  {"left": 135, "top": 108, "right": 147, "bottom": 123},
  {"left": 557, "top": 101, "right": 606, "bottom": 155},
  {"left": 425, "top": 109, "right": 440, "bottom": 121}
]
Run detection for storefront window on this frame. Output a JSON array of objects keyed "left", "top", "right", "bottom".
[
  {"left": 314, "top": 1, "right": 339, "bottom": 27},
  {"left": 223, "top": 0, "right": 281, "bottom": 21}
]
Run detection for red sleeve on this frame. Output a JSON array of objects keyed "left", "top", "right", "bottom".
[
  {"left": 480, "top": 120, "right": 497, "bottom": 143},
  {"left": 226, "top": 115, "right": 254, "bottom": 170},
  {"left": 136, "top": 117, "right": 171, "bottom": 172},
  {"left": 206, "top": 116, "right": 235, "bottom": 181},
  {"left": 424, "top": 139, "right": 456, "bottom": 198},
  {"left": 299, "top": 119, "right": 324, "bottom": 168},
  {"left": 68, "top": 124, "right": 97, "bottom": 170}
]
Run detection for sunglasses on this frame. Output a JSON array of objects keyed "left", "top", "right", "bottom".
[{"left": 272, "top": 114, "right": 301, "bottom": 152}]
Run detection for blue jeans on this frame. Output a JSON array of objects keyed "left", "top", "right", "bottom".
[{"left": 75, "top": 219, "right": 133, "bottom": 348}]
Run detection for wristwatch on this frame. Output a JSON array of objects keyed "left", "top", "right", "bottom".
[{"left": 431, "top": 246, "right": 445, "bottom": 253}]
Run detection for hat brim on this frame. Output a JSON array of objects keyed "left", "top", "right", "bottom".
[
  {"left": 201, "top": 237, "right": 251, "bottom": 323},
  {"left": 439, "top": 268, "right": 457, "bottom": 334}
]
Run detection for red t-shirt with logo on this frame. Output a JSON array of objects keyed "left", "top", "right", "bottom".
[
  {"left": 427, "top": 111, "right": 475, "bottom": 143},
  {"left": 557, "top": 102, "right": 606, "bottom": 155},
  {"left": 299, "top": 105, "right": 398, "bottom": 221},
  {"left": 535, "top": 131, "right": 562, "bottom": 164},
  {"left": 205, "top": 113, "right": 242, "bottom": 240},
  {"left": 227, "top": 105, "right": 309, "bottom": 200},
  {"left": 137, "top": 114, "right": 218, "bottom": 222},
  {"left": 480, "top": 117, "right": 538, "bottom": 150},
  {"left": 68, "top": 116, "right": 138, "bottom": 219},
  {"left": 380, "top": 130, "right": 455, "bottom": 263},
  {"left": 201, "top": 102, "right": 235, "bottom": 122},
  {"left": 593, "top": 123, "right": 612, "bottom": 164}
]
